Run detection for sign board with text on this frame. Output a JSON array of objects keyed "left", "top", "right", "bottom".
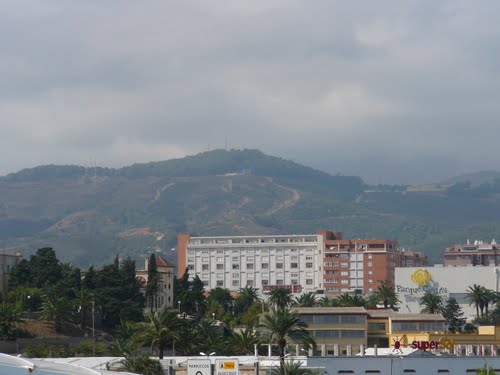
[
  {"left": 188, "top": 359, "right": 211, "bottom": 375},
  {"left": 215, "top": 359, "right": 239, "bottom": 375}
]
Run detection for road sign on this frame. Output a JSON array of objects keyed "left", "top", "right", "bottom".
[
  {"left": 215, "top": 359, "right": 239, "bottom": 375},
  {"left": 187, "top": 359, "right": 211, "bottom": 375}
]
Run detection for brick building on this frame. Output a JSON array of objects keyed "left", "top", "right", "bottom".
[
  {"left": 318, "top": 230, "right": 403, "bottom": 296},
  {"left": 444, "top": 240, "right": 500, "bottom": 267},
  {"left": 177, "top": 230, "right": 427, "bottom": 296}
]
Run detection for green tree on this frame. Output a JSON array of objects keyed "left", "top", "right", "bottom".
[
  {"left": 29, "top": 247, "right": 63, "bottom": 287},
  {"left": 230, "top": 328, "right": 260, "bottom": 355},
  {"left": 442, "top": 297, "right": 466, "bottom": 333},
  {"left": 236, "top": 286, "right": 260, "bottom": 314},
  {"left": 8, "top": 259, "right": 32, "bottom": 289},
  {"left": 94, "top": 257, "right": 144, "bottom": 329},
  {"left": 477, "top": 366, "right": 496, "bottom": 375},
  {"left": 113, "top": 337, "right": 163, "bottom": 375},
  {"left": 268, "top": 288, "right": 293, "bottom": 310},
  {"left": 293, "top": 292, "right": 317, "bottom": 307},
  {"left": 146, "top": 254, "right": 160, "bottom": 313},
  {"left": 468, "top": 284, "right": 487, "bottom": 318},
  {"left": 271, "top": 361, "right": 315, "bottom": 375},
  {"left": 337, "top": 293, "right": 364, "bottom": 307},
  {"left": 82, "top": 266, "right": 96, "bottom": 290},
  {"left": 192, "top": 319, "right": 230, "bottom": 355},
  {"left": 73, "top": 288, "right": 93, "bottom": 331},
  {"left": 0, "top": 303, "right": 22, "bottom": 340},
  {"left": 57, "top": 263, "right": 82, "bottom": 298},
  {"left": 318, "top": 297, "right": 338, "bottom": 307},
  {"left": 375, "top": 281, "right": 399, "bottom": 310},
  {"left": 419, "top": 291, "right": 444, "bottom": 314},
  {"left": 6, "top": 287, "right": 43, "bottom": 312},
  {"left": 135, "top": 308, "right": 184, "bottom": 359},
  {"left": 40, "top": 295, "right": 74, "bottom": 332},
  {"left": 259, "top": 308, "right": 315, "bottom": 370}
]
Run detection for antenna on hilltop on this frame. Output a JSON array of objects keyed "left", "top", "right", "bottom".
[{"left": 225, "top": 135, "right": 228, "bottom": 151}]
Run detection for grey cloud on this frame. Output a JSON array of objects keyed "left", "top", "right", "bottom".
[{"left": 1, "top": 0, "right": 500, "bottom": 183}]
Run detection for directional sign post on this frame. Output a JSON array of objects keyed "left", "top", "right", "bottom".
[
  {"left": 215, "top": 359, "right": 239, "bottom": 375},
  {"left": 188, "top": 359, "right": 212, "bottom": 375}
]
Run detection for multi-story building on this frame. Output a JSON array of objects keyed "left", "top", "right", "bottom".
[
  {"left": 0, "top": 251, "right": 21, "bottom": 296},
  {"left": 294, "top": 307, "right": 445, "bottom": 356},
  {"left": 136, "top": 255, "right": 175, "bottom": 311},
  {"left": 444, "top": 240, "right": 500, "bottom": 267},
  {"left": 400, "top": 249, "right": 429, "bottom": 267},
  {"left": 318, "top": 230, "right": 402, "bottom": 296},
  {"left": 177, "top": 233, "right": 324, "bottom": 294}
]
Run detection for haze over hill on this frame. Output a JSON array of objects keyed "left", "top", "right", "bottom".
[{"left": 1, "top": 149, "right": 500, "bottom": 267}]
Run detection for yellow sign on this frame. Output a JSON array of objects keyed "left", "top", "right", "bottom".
[
  {"left": 223, "top": 362, "right": 236, "bottom": 370},
  {"left": 439, "top": 337, "right": 454, "bottom": 350},
  {"left": 411, "top": 268, "right": 431, "bottom": 286}
]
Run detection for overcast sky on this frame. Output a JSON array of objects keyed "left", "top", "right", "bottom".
[{"left": 1, "top": 1, "right": 499, "bottom": 184}]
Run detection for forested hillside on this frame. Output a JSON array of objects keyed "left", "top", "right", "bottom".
[{"left": 1, "top": 149, "right": 500, "bottom": 266}]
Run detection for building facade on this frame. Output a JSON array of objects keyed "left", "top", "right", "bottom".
[
  {"left": 177, "top": 233, "right": 323, "bottom": 294},
  {"left": 319, "top": 230, "right": 404, "bottom": 296},
  {"left": 0, "top": 251, "right": 21, "bottom": 297},
  {"left": 395, "top": 265, "right": 500, "bottom": 320},
  {"left": 294, "top": 307, "right": 445, "bottom": 356},
  {"left": 444, "top": 240, "right": 500, "bottom": 267},
  {"left": 136, "top": 255, "right": 175, "bottom": 311}
]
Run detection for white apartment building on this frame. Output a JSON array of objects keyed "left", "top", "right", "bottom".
[{"left": 177, "top": 234, "right": 324, "bottom": 294}]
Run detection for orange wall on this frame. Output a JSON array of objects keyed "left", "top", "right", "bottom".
[{"left": 177, "top": 233, "right": 190, "bottom": 278}]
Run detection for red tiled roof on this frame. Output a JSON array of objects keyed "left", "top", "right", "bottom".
[{"left": 156, "top": 256, "right": 174, "bottom": 268}]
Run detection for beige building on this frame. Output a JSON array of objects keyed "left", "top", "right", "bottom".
[
  {"left": 136, "top": 255, "right": 175, "bottom": 311},
  {"left": 444, "top": 240, "right": 500, "bottom": 267},
  {"left": 0, "top": 251, "right": 21, "bottom": 297},
  {"left": 294, "top": 307, "right": 445, "bottom": 356}
]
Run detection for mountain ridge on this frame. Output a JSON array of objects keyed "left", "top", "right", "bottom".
[{"left": 1, "top": 149, "right": 500, "bottom": 268}]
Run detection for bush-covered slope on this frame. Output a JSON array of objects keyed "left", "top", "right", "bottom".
[{"left": 1, "top": 149, "right": 500, "bottom": 267}]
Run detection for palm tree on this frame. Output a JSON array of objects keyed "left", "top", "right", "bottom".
[
  {"left": 337, "top": 293, "right": 355, "bottom": 307},
  {"left": 376, "top": 281, "right": 399, "bottom": 310},
  {"left": 271, "top": 361, "right": 314, "bottom": 375},
  {"left": 237, "top": 286, "right": 260, "bottom": 314},
  {"left": 193, "top": 319, "right": 229, "bottom": 355},
  {"left": 112, "top": 338, "right": 163, "bottom": 375},
  {"left": 483, "top": 288, "right": 497, "bottom": 315},
  {"left": 268, "top": 288, "right": 293, "bottom": 310},
  {"left": 230, "top": 328, "right": 260, "bottom": 355},
  {"left": 259, "top": 308, "right": 315, "bottom": 369},
  {"left": 318, "top": 297, "right": 338, "bottom": 307},
  {"left": 40, "top": 295, "right": 74, "bottom": 332},
  {"left": 467, "top": 284, "right": 487, "bottom": 318},
  {"left": 73, "top": 288, "right": 93, "bottom": 331},
  {"left": 0, "top": 303, "right": 22, "bottom": 340},
  {"left": 292, "top": 292, "right": 317, "bottom": 307},
  {"left": 365, "top": 293, "right": 380, "bottom": 309},
  {"left": 419, "top": 291, "right": 444, "bottom": 314},
  {"left": 135, "top": 308, "right": 184, "bottom": 359}
]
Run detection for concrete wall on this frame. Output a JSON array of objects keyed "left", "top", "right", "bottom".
[{"left": 310, "top": 355, "right": 500, "bottom": 375}]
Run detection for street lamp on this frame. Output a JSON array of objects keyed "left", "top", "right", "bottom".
[
  {"left": 178, "top": 300, "right": 181, "bottom": 313},
  {"left": 212, "top": 312, "right": 215, "bottom": 322}
]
